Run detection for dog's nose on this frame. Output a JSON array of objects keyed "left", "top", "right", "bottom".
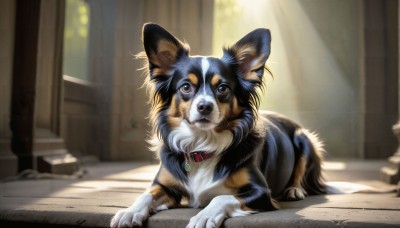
[{"left": 197, "top": 101, "right": 213, "bottom": 115}]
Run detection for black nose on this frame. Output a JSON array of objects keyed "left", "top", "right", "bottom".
[{"left": 197, "top": 100, "right": 213, "bottom": 115}]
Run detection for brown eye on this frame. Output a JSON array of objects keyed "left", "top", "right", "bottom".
[
  {"left": 217, "top": 84, "right": 230, "bottom": 95},
  {"left": 180, "top": 83, "right": 193, "bottom": 94}
]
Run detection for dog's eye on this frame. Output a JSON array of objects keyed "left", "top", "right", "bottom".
[
  {"left": 180, "top": 83, "right": 193, "bottom": 94},
  {"left": 217, "top": 85, "right": 230, "bottom": 95}
]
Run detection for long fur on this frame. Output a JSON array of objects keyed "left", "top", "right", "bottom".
[{"left": 111, "top": 23, "right": 327, "bottom": 228}]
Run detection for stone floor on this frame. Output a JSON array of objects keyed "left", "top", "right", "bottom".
[{"left": 0, "top": 160, "right": 399, "bottom": 227}]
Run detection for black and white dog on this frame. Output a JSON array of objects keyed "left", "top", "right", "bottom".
[{"left": 111, "top": 23, "right": 326, "bottom": 228}]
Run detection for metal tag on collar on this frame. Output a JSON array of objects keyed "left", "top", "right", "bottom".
[{"left": 183, "top": 153, "right": 191, "bottom": 172}]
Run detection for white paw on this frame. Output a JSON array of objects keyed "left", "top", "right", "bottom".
[
  {"left": 186, "top": 195, "right": 253, "bottom": 228},
  {"left": 110, "top": 207, "right": 148, "bottom": 228},
  {"left": 110, "top": 193, "right": 153, "bottom": 228},
  {"left": 284, "top": 187, "right": 306, "bottom": 201},
  {"left": 186, "top": 212, "right": 225, "bottom": 228}
]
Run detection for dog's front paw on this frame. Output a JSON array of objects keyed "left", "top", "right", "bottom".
[
  {"left": 284, "top": 187, "right": 307, "bottom": 201},
  {"left": 110, "top": 207, "right": 148, "bottom": 228},
  {"left": 186, "top": 212, "right": 224, "bottom": 228},
  {"left": 110, "top": 192, "right": 153, "bottom": 227}
]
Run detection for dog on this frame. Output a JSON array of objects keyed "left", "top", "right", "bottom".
[{"left": 110, "top": 23, "right": 326, "bottom": 228}]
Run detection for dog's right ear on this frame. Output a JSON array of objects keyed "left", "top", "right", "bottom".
[{"left": 142, "top": 23, "right": 189, "bottom": 77}]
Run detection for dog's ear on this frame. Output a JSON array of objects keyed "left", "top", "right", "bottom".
[
  {"left": 142, "top": 23, "right": 189, "bottom": 77},
  {"left": 223, "top": 29, "right": 271, "bottom": 83}
]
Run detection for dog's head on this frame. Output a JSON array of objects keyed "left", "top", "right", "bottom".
[{"left": 141, "top": 23, "right": 271, "bottom": 137}]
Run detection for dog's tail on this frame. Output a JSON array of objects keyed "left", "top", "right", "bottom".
[
  {"left": 296, "top": 130, "right": 397, "bottom": 195},
  {"left": 295, "top": 129, "right": 327, "bottom": 195}
]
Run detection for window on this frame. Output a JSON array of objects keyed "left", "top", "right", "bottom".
[{"left": 62, "top": 0, "right": 90, "bottom": 81}]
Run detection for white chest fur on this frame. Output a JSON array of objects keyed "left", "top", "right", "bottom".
[
  {"left": 185, "top": 160, "right": 231, "bottom": 208},
  {"left": 167, "top": 121, "right": 234, "bottom": 207},
  {"left": 168, "top": 121, "right": 233, "bottom": 154}
]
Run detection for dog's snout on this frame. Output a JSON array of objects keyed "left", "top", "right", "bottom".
[{"left": 197, "top": 100, "right": 213, "bottom": 115}]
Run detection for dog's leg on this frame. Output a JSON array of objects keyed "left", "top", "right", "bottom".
[
  {"left": 187, "top": 170, "right": 277, "bottom": 228},
  {"left": 284, "top": 156, "right": 307, "bottom": 200},
  {"left": 110, "top": 185, "right": 179, "bottom": 228},
  {"left": 283, "top": 129, "right": 326, "bottom": 200},
  {"left": 187, "top": 195, "right": 253, "bottom": 228}
]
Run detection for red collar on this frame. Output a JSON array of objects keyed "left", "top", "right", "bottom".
[{"left": 185, "top": 152, "right": 215, "bottom": 163}]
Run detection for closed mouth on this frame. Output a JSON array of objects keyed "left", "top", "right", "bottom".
[
  {"left": 185, "top": 117, "right": 214, "bottom": 125},
  {"left": 196, "top": 118, "right": 211, "bottom": 123},
  {"left": 190, "top": 117, "right": 218, "bottom": 130}
]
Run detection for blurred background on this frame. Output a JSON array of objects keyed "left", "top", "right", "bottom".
[{"left": 0, "top": 0, "right": 398, "bottom": 178}]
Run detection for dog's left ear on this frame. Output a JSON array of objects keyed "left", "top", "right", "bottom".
[
  {"left": 142, "top": 23, "right": 189, "bottom": 77},
  {"left": 223, "top": 29, "right": 271, "bottom": 83}
]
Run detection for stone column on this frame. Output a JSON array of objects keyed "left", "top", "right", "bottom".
[
  {"left": 379, "top": 0, "right": 400, "bottom": 197},
  {"left": 0, "top": 0, "right": 18, "bottom": 179},
  {"left": 32, "top": 0, "right": 79, "bottom": 174},
  {"left": 10, "top": 0, "right": 78, "bottom": 175}
]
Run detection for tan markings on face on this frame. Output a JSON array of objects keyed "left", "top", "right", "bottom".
[
  {"left": 167, "top": 95, "right": 182, "bottom": 128},
  {"left": 224, "top": 168, "right": 250, "bottom": 189},
  {"left": 167, "top": 117, "right": 181, "bottom": 128},
  {"left": 215, "top": 97, "right": 243, "bottom": 132},
  {"left": 218, "top": 102, "right": 230, "bottom": 123},
  {"left": 211, "top": 74, "right": 221, "bottom": 87},
  {"left": 178, "top": 99, "right": 191, "bottom": 121},
  {"left": 187, "top": 73, "right": 199, "bottom": 86},
  {"left": 216, "top": 119, "right": 241, "bottom": 132},
  {"left": 168, "top": 94, "right": 179, "bottom": 117},
  {"left": 231, "top": 97, "right": 243, "bottom": 116}
]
